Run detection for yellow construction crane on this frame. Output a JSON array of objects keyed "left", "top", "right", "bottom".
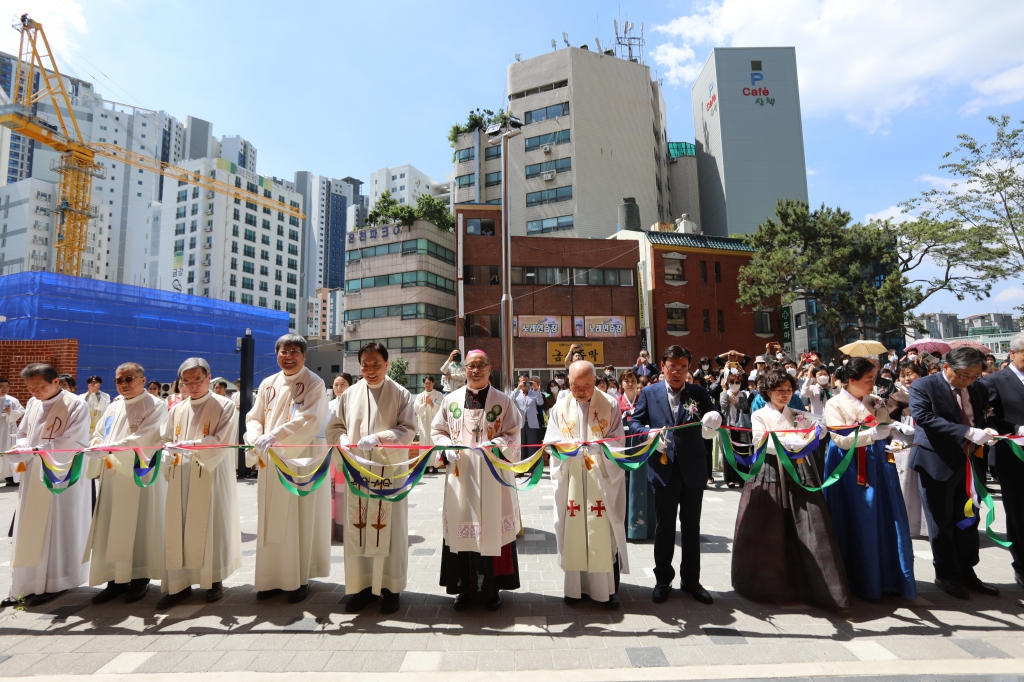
[{"left": 0, "top": 14, "right": 305, "bottom": 277}]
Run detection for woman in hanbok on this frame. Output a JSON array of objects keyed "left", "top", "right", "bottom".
[
  {"left": 887, "top": 361, "right": 928, "bottom": 536},
  {"left": 823, "top": 358, "right": 916, "bottom": 600},
  {"left": 732, "top": 369, "right": 849, "bottom": 607}
]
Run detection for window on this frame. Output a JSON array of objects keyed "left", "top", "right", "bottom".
[
  {"left": 287, "top": 287, "right": 296, "bottom": 299},
  {"left": 261, "top": 235, "right": 270, "bottom": 245},
  {"left": 485, "top": 172, "right": 501, "bottom": 187},
  {"left": 754, "top": 311, "right": 773, "bottom": 334},
  {"left": 232, "top": 208, "right": 240, "bottom": 220},
  {"left": 274, "top": 300, "right": 282, "bottom": 311},
  {"left": 244, "top": 229, "right": 256, "bottom": 242},
  {"left": 714, "top": 261, "right": 722, "bottom": 283},
  {"left": 463, "top": 265, "right": 499, "bottom": 285},
  {"left": 229, "top": 274, "right": 237, "bottom": 287},
  {"left": 262, "top": 219, "right": 271, "bottom": 229},
  {"left": 274, "top": 285, "right": 282, "bottom": 296},
  {"left": 665, "top": 258, "right": 685, "bottom": 281},
  {"left": 345, "top": 303, "right": 456, "bottom": 325},
  {"left": 467, "top": 314, "right": 500, "bottom": 338},
  {"left": 717, "top": 309, "right": 725, "bottom": 333},
  {"left": 276, "top": 255, "right": 283, "bottom": 266},
  {"left": 571, "top": 268, "right": 634, "bottom": 286},
  {"left": 245, "top": 213, "right": 257, "bottom": 226},
  {"left": 242, "top": 261, "right": 254, "bottom": 274},
  {"left": 345, "top": 270, "right": 456, "bottom": 294},
  {"left": 275, "top": 269, "right": 282, "bottom": 281},
  {"left": 510, "top": 266, "right": 570, "bottom": 285},
  {"left": 699, "top": 260, "right": 707, "bottom": 282},
  {"left": 259, "top": 265, "right": 269, "bottom": 276},
  {"left": 231, "top": 242, "right": 239, "bottom": 254},
  {"left": 261, "top": 250, "right": 270, "bottom": 260},
  {"left": 187, "top": 271, "right": 194, "bottom": 283},
  {"left": 288, "top": 244, "right": 298, "bottom": 256},
  {"left": 703, "top": 309, "right": 711, "bottom": 332},
  {"left": 289, "top": 216, "right": 299, "bottom": 226},
  {"left": 232, "top": 225, "right": 239, "bottom": 237},
  {"left": 526, "top": 185, "right": 572, "bottom": 207},
  {"left": 287, "top": 258, "right": 297, "bottom": 270},
  {"left": 794, "top": 312, "right": 806, "bottom": 329},
  {"left": 289, "top": 229, "right": 299, "bottom": 241},
  {"left": 277, "top": 240, "right": 284, "bottom": 251},
  {"left": 242, "top": 277, "right": 254, "bottom": 290},
  {"left": 509, "top": 79, "right": 568, "bottom": 100},
  {"left": 525, "top": 214, "right": 573, "bottom": 234},
  {"left": 188, "top": 237, "right": 196, "bottom": 249},
  {"left": 258, "top": 296, "right": 267, "bottom": 307},
  {"left": 524, "top": 101, "right": 570, "bottom": 124},
  {"left": 176, "top": 190, "right": 187, "bottom": 203},
  {"left": 524, "top": 128, "right": 570, "bottom": 151},
  {"left": 245, "top": 201, "right": 257, "bottom": 210},
  {"left": 175, "top": 207, "right": 186, "bottom": 219},
  {"left": 229, "top": 291, "right": 236, "bottom": 302},
  {"left": 525, "top": 157, "right": 571, "bottom": 179},
  {"left": 455, "top": 173, "right": 475, "bottom": 188},
  {"left": 243, "top": 245, "right": 255, "bottom": 258},
  {"left": 751, "top": 60, "right": 762, "bottom": 71},
  {"left": 230, "top": 257, "right": 237, "bottom": 270},
  {"left": 455, "top": 147, "right": 475, "bottom": 163},
  {"left": 485, "top": 145, "right": 501, "bottom": 161},
  {"left": 287, "top": 273, "right": 297, "bottom": 285},
  {"left": 241, "top": 293, "right": 253, "bottom": 305},
  {"left": 174, "top": 223, "right": 185, "bottom": 236},
  {"left": 666, "top": 307, "right": 688, "bottom": 332},
  {"left": 465, "top": 218, "right": 496, "bottom": 236}
]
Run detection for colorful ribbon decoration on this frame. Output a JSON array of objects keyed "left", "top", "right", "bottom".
[
  {"left": 271, "top": 447, "right": 332, "bottom": 497},
  {"left": 39, "top": 452, "right": 84, "bottom": 494}
]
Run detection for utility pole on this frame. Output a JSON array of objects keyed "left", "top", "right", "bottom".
[{"left": 237, "top": 328, "right": 254, "bottom": 478}]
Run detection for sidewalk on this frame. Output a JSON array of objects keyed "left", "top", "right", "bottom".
[{"left": 0, "top": 470, "right": 1019, "bottom": 678}]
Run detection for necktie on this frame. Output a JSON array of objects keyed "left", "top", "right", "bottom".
[{"left": 954, "top": 388, "right": 972, "bottom": 427}]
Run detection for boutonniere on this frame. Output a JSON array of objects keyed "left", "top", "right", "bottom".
[
  {"left": 986, "top": 407, "right": 995, "bottom": 419},
  {"left": 682, "top": 398, "right": 699, "bottom": 419},
  {"left": 794, "top": 412, "right": 807, "bottom": 428}
]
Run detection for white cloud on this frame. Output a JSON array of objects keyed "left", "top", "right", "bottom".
[
  {"left": 864, "top": 205, "right": 914, "bottom": 224},
  {"left": 993, "top": 286, "right": 1024, "bottom": 304},
  {"left": 806, "top": 168, "right": 818, "bottom": 176},
  {"left": 652, "top": 0, "right": 1024, "bottom": 131},
  {"left": 915, "top": 174, "right": 958, "bottom": 191},
  {"left": 0, "top": 2, "right": 88, "bottom": 59}
]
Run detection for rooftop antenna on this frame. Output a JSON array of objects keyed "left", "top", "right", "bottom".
[
  {"left": 613, "top": 18, "right": 646, "bottom": 64},
  {"left": 562, "top": 32, "right": 570, "bottom": 47},
  {"left": 515, "top": 53, "right": 522, "bottom": 61},
  {"left": 595, "top": 37, "right": 603, "bottom": 53},
  {"left": 551, "top": 38, "right": 557, "bottom": 50}
]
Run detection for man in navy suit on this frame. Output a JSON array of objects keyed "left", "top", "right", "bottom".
[
  {"left": 628, "top": 345, "right": 722, "bottom": 604},
  {"left": 981, "top": 333, "right": 1024, "bottom": 589},
  {"left": 909, "top": 346, "right": 1000, "bottom": 599}
]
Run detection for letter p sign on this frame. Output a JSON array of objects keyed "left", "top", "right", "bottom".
[{"left": 750, "top": 72, "right": 764, "bottom": 87}]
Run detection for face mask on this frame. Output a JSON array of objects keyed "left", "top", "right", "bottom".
[
  {"left": 786, "top": 368, "right": 797, "bottom": 376},
  {"left": 907, "top": 354, "right": 917, "bottom": 361},
  {"left": 555, "top": 378, "right": 564, "bottom": 386},
  {"left": 550, "top": 387, "right": 559, "bottom": 395},
  {"left": 701, "top": 364, "right": 709, "bottom": 370},
  {"left": 776, "top": 353, "right": 785, "bottom": 360},
  {"left": 817, "top": 375, "right": 829, "bottom": 385},
  {"left": 842, "top": 359, "right": 849, "bottom": 365},
  {"left": 607, "top": 388, "right": 619, "bottom": 397},
  {"left": 730, "top": 368, "right": 740, "bottom": 375},
  {"left": 728, "top": 385, "right": 740, "bottom": 394}
]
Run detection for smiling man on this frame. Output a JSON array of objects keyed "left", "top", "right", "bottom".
[
  {"left": 158, "top": 357, "right": 241, "bottom": 608},
  {"left": 244, "top": 334, "right": 330, "bottom": 604},
  {"left": 83, "top": 362, "right": 168, "bottom": 604}
]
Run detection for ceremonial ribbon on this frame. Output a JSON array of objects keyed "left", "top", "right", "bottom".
[
  {"left": 273, "top": 447, "right": 332, "bottom": 497},
  {"left": 39, "top": 452, "right": 84, "bottom": 494},
  {"left": 958, "top": 451, "right": 1012, "bottom": 548},
  {"left": 132, "top": 448, "right": 163, "bottom": 488}
]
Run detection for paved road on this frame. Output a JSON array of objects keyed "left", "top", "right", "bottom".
[{"left": 0, "top": 466, "right": 1020, "bottom": 679}]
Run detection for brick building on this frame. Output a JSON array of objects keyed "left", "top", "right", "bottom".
[
  {"left": 0, "top": 339, "right": 78, "bottom": 404},
  {"left": 455, "top": 204, "right": 641, "bottom": 385},
  {"left": 610, "top": 228, "right": 781, "bottom": 364}
]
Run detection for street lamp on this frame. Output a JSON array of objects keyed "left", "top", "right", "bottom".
[{"left": 487, "top": 115, "right": 522, "bottom": 393}]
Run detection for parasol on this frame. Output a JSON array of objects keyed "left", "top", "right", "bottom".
[
  {"left": 948, "top": 339, "right": 992, "bottom": 354},
  {"left": 904, "top": 340, "right": 951, "bottom": 356},
  {"left": 839, "top": 340, "right": 888, "bottom": 357}
]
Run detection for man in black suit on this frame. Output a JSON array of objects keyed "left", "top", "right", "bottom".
[
  {"left": 981, "top": 333, "right": 1024, "bottom": 588},
  {"left": 628, "top": 346, "right": 722, "bottom": 604},
  {"left": 909, "top": 346, "right": 1000, "bottom": 599}
]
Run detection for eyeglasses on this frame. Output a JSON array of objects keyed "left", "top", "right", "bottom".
[
  {"left": 952, "top": 371, "right": 982, "bottom": 382},
  {"left": 360, "top": 361, "right": 385, "bottom": 371},
  {"left": 179, "top": 379, "right": 207, "bottom": 387},
  {"left": 278, "top": 349, "right": 303, "bottom": 357},
  {"left": 114, "top": 376, "right": 138, "bottom": 385},
  {"left": 465, "top": 364, "right": 490, "bottom": 372}
]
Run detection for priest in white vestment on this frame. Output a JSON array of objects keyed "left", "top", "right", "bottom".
[
  {"left": 326, "top": 342, "right": 416, "bottom": 615},
  {"left": 1, "top": 364, "right": 90, "bottom": 607},
  {"left": 545, "top": 361, "right": 629, "bottom": 608},
  {"left": 0, "top": 378, "right": 26, "bottom": 486},
  {"left": 414, "top": 376, "right": 443, "bottom": 473},
  {"left": 158, "top": 357, "right": 241, "bottom": 607},
  {"left": 83, "top": 362, "right": 168, "bottom": 604},
  {"left": 80, "top": 376, "right": 111, "bottom": 433},
  {"left": 244, "top": 334, "right": 331, "bottom": 604},
  {"left": 430, "top": 349, "right": 522, "bottom": 612}
]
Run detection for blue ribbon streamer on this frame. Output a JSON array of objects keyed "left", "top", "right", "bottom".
[
  {"left": 480, "top": 447, "right": 542, "bottom": 488},
  {"left": 342, "top": 451, "right": 430, "bottom": 496},
  {"left": 278, "top": 449, "right": 332, "bottom": 489}
]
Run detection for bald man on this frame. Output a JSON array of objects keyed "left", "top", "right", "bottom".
[{"left": 545, "top": 361, "right": 629, "bottom": 608}]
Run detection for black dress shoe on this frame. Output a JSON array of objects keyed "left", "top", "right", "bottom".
[
  {"left": 934, "top": 578, "right": 969, "bottom": 599},
  {"left": 651, "top": 584, "right": 670, "bottom": 603},
  {"left": 287, "top": 584, "right": 309, "bottom": 604},
  {"left": 92, "top": 581, "right": 129, "bottom": 604},
  {"left": 29, "top": 590, "right": 67, "bottom": 607},
  {"left": 156, "top": 587, "right": 192, "bottom": 609},
  {"left": 256, "top": 589, "right": 282, "bottom": 600},
  {"left": 125, "top": 578, "right": 150, "bottom": 604},
  {"left": 604, "top": 593, "right": 620, "bottom": 609},
  {"left": 453, "top": 594, "right": 471, "bottom": 611},
  {"left": 206, "top": 582, "right": 224, "bottom": 602},
  {"left": 345, "top": 587, "right": 380, "bottom": 613},
  {"left": 682, "top": 583, "right": 713, "bottom": 604},
  {"left": 380, "top": 589, "right": 400, "bottom": 614},
  {"left": 563, "top": 595, "right": 582, "bottom": 605},
  {"left": 485, "top": 593, "right": 502, "bottom": 611},
  {"left": 0, "top": 597, "right": 21, "bottom": 608},
  {"left": 960, "top": 576, "right": 1000, "bottom": 596}
]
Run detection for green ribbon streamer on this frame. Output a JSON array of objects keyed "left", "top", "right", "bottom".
[
  {"left": 769, "top": 427, "right": 859, "bottom": 492},
  {"left": 968, "top": 454, "right": 1012, "bottom": 548},
  {"left": 1000, "top": 436, "right": 1024, "bottom": 464},
  {"left": 341, "top": 455, "right": 427, "bottom": 503},
  {"left": 133, "top": 449, "right": 163, "bottom": 489},
  {"left": 41, "top": 453, "right": 84, "bottom": 495},
  {"left": 717, "top": 427, "right": 766, "bottom": 482}
]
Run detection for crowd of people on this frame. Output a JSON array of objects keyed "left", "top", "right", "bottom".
[{"left": 1, "top": 333, "right": 1022, "bottom": 614}]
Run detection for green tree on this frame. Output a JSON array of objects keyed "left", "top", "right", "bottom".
[
  {"left": 414, "top": 193, "right": 454, "bottom": 231},
  {"left": 737, "top": 200, "right": 1008, "bottom": 345},
  {"left": 447, "top": 108, "right": 511, "bottom": 147},
  {"left": 366, "top": 190, "right": 399, "bottom": 227},
  {"left": 387, "top": 356, "right": 409, "bottom": 387}
]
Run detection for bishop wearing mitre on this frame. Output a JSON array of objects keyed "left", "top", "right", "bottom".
[
  {"left": 545, "top": 360, "right": 629, "bottom": 608},
  {"left": 244, "top": 334, "right": 331, "bottom": 604},
  {"left": 83, "top": 362, "right": 168, "bottom": 604},
  {"left": 2, "top": 364, "right": 90, "bottom": 607},
  {"left": 158, "top": 357, "right": 241, "bottom": 607},
  {"left": 430, "top": 349, "right": 522, "bottom": 612},
  {"left": 326, "top": 342, "right": 416, "bottom": 615}
]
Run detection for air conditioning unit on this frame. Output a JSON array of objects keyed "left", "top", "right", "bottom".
[
  {"left": 201, "top": 275, "right": 210, "bottom": 283},
  {"left": 541, "top": 172, "right": 555, "bottom": 182},
  {"left": 541, "top": 144, "right": 552, "bottom": 154}
]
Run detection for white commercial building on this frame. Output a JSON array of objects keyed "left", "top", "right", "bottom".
[
  {"left": 146, "top": 157, "right": 303, "bottom": 331},
  {"left": 368, "top": 164, "right": 449, "bottom": 208},
  {"left": 691, "top": 47, "right": 809, "bottom": 237}
]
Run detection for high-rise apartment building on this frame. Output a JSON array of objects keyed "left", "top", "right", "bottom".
[
  {"left": 691, "top": 47, "right": 808, "bottom": 237},
  {"left": 462, "top": 45, "right": 672, "bottom": 239},
  {"left": 368, "top": 164, "right": 449, "bottom": 207},
  {"left": 146, "top": 157, "right": 304, "bottom": 331}
]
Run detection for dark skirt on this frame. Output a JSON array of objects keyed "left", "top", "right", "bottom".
[
  {"left": 723, "top": 431, "right": 751, "bottom": 486},
  {"left": 732, "top": 453, "right": 850, "bottom": 608},
  {"left": 439, "top": 541, "right": 520, "bottom": 598}
]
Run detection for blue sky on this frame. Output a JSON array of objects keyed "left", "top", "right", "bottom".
[{"left": 8, "top": 0, "right": 1024, "bottom": 316}]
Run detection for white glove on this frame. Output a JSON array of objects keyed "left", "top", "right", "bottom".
[
  {"left": 965, "top": 428, "right": 993, "bottom": 445},
  {"left": 781, "top": 433, "right": 810, "bottom": 451},
  {"left": 893, "top": 421, "right": 916, "bottom": 437},
  {"left": 701, "top": 412, "right": 722, "bottom": 430},
  {"left": 1016, "top": 426, "right": 1024, "bottom": 437},
  {"left": 868, "top": 424, "right": 892, "bottom": 441},
  {"left": 254, "top": 433, "right": 277, "bottom": 456},
  {"left": 4, "top": 446, "right": 34, "bottom": 457},
  {"left": 655, "top": 430, "right": 668, "bottom": 452},
  {"left": 82, "top": 446, "right": 111, "bottom": 459},
  {"left": 174, "top": 440, "right": 200, "bottom": 449},
  {"left": 356, "top": 434, "right": 380, "bottom": 451}
]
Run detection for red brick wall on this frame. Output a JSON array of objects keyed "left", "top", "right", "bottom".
[
  {"left": 648, "top": 245, "right": 781, "bottom": 363},
  {"left": 0, "top": 339, "right": 79, "bottom": 404},
  {"left": 456, "top": 206, "right": 642, "bottom": 372}
]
